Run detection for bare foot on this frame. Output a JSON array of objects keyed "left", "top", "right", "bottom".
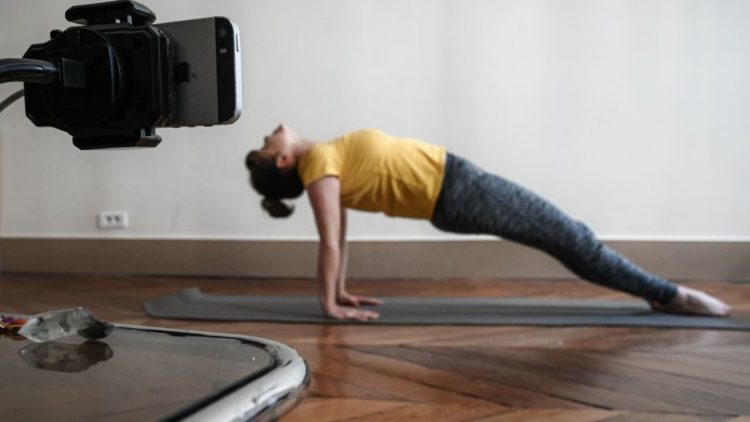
[{"left": 651, "top": 285, "right": 732, "bottom": 317}]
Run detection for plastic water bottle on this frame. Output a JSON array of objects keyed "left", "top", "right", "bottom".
[{"left": 18, "top": 307, "right": 113, "bottom": 343}]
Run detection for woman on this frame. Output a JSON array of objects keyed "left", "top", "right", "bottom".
[{"left": 246, "top": 123, "right": 732, "bottom": 321}]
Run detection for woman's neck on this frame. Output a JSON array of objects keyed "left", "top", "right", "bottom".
[{"left": 293, "top": 137, "right": 317, "bottom": 160}]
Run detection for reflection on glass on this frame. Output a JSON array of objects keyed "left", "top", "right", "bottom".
[{"left": 18, "top": 340, "right": 113, "bottom": 373}]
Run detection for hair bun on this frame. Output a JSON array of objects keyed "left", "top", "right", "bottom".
[{"left": 261, "top": 198, "right": 295, "bottom": 218}]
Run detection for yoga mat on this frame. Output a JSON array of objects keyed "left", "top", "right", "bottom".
[{"left": 143, "top": 288, "right": 750, "bottom": 330}]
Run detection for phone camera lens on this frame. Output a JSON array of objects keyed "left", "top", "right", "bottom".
[{"left": 217, "top": 27, "right": 227, "bottom": 38}]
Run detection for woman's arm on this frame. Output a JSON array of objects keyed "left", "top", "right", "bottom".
[
  {"left": 307, "top": 177, "right": 379, "bottom": 321},
  {"left": 336, "top": 208, "right": 349, "bottom": 297},
  {"left": 335, "top": 209, "right": 383, "bottom": 307}
]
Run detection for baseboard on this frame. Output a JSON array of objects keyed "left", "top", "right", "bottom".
[{"left": 0, "top": 238, "right": 748, "bottom": 281}]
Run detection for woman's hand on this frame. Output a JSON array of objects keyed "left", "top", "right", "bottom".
[
  {"left": 324, "top": 304, "right": 380, "bottom": 321},
  {"left": 337, "top": 291, "right": 384, "bottom": 307}
]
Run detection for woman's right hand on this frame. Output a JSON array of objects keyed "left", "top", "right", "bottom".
[
  {"left": 324, "top": 304, "right": 380, "bottom": 321},
  {"left": 337, "top": 291, "right": 384, "bottom": 308}
]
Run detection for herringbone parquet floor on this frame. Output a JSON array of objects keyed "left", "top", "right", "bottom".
[{"left": 1, "top": 273, "right": 748, "bottom": 421}]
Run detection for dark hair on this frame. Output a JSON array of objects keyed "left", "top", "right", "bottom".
[{"left": 245, "top": 150, "right": 304, "bottom": 218}]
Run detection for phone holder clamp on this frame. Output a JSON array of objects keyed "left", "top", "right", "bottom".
[{"left": 21, "top": 1, "right": 171, "bottom": 149}]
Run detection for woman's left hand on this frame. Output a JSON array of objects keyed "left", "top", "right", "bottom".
[{"left": 337, "top": 291, "right": 383, "bottom": 307}]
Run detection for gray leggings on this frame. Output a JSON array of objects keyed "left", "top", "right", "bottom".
[{"left": 431, "top": 153, "right": 678, "bottom": 304}]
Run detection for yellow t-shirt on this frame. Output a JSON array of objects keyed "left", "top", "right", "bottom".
[{"left": 298, "top": 129, "right": 447, "bottom": 219}]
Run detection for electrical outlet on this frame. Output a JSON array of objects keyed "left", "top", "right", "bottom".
[{"left": 97, "top": 211, "right": 128, "bottom": 230}]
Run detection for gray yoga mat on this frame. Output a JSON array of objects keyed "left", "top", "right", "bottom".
[{"left": 143, "top": 288, "right": 750, "bottom": 330}]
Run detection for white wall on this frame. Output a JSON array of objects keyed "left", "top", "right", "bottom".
[{"left": 1, "top": 0, "right": 749, "bottom": 241}]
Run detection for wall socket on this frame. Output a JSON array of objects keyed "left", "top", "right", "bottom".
[{"left": 97, "top": 211, "right": 129, "bottom": 230}]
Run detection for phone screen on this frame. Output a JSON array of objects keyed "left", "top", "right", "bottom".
[{"left": 156, "top": 17, "right": 242, "bottom": 127}]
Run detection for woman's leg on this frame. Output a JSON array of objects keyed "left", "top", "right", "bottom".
[{"left": 432, "top": 154, "right": 681, "bottom": 304}]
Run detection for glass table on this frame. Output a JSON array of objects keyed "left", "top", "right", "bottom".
[{"left": 0, "top": 316, "right": 309, "bottom": 421}]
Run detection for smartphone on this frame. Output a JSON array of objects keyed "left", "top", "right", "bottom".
[{"left": 156, "top": 17, "right": 242, "bottom": 127}]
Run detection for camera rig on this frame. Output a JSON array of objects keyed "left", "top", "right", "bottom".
[{"left": 0, "top": 1, "right": 174, "bottom": 149}]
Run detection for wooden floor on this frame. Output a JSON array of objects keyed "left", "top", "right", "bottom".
[{"left": 1, "top": 273, "right": 749, "bottom": 421}]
